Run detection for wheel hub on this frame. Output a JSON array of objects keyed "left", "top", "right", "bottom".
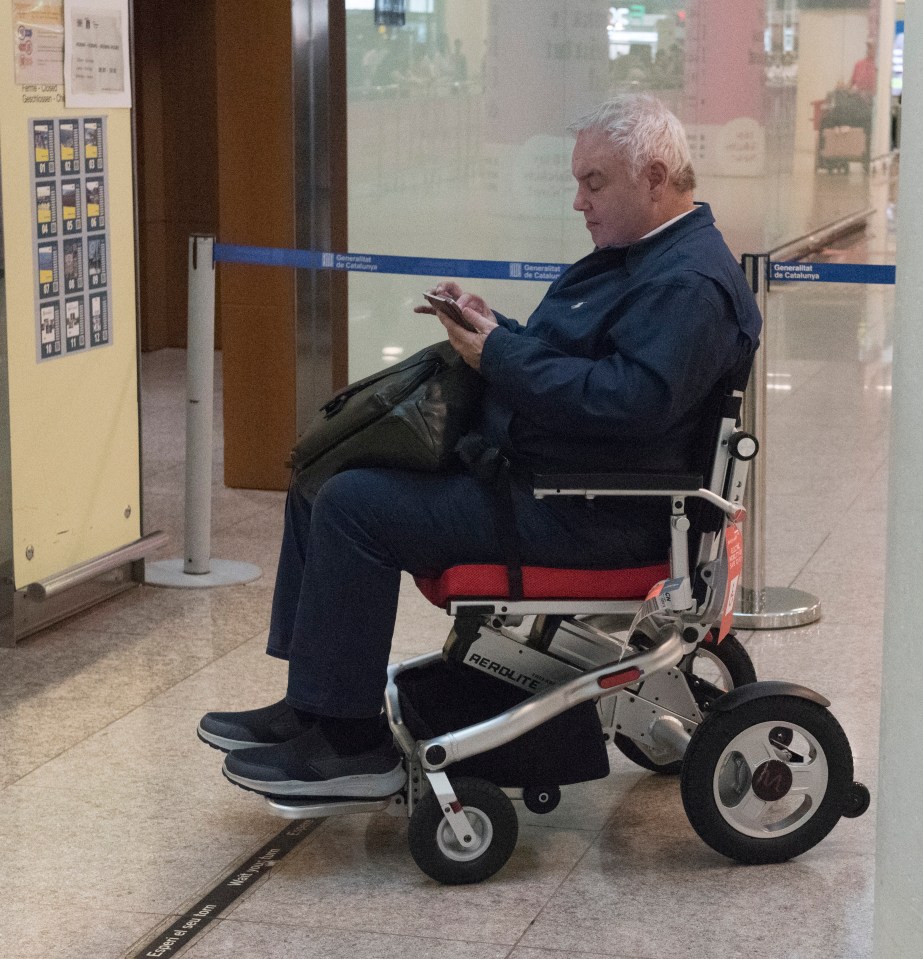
[
  {"left": 751, "top": 759, "right": 794, "bottom": 801},
  {"left": 712, "top": 720, "right": 829, "bottom": 839},
  {"left": 436, "top": 806, "right": 493, "bottom": 862}
]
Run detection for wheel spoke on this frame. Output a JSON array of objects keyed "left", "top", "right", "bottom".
[
  {"left": 736, "top": 734, "right": 778, "bottom": 772},
  {"left": 789, "top": 763, "right": 823, "bottom": 795},
  {"left": 730, "top": 787, "right": 769, "bottom": 823}
]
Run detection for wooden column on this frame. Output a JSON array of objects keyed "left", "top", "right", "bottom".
[
  {"left": 135, "top": 0, "right": 219, "bottom": 350},
  {"left": 216, "top": 0, "right": 347, "bottom": 490}
]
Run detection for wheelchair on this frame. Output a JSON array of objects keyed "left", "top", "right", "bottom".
[{"left": 264, "top": 375, "right": 870, "bottom": 884}]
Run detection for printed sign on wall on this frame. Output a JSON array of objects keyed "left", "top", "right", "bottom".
[
  {"left": 63, "top": 0, "right": 131, "bottom": 108},
  {"left": 28, "top": 115, "right": 113, "bottom": 361}
]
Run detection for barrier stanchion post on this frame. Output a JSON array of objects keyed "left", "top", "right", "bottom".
[
  {"left": 146, "top": 235, "right": 262, "bottom": 589},
  {"left": 185, "top": 233, "right": 216, "bottom": 574},
  {"left": 733, "top": 253, "right": 821, "bottom": 629}
]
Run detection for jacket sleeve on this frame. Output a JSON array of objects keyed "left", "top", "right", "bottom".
[
  {"left": 479, "top": 278, "right": 747, "bottom": 439},
  {"left": 491, "top": 310, "right": 524, "bottom": 334}
]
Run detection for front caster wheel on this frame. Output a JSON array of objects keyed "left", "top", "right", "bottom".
[
  {"left": 680, "top": 694, "right": 854, "bottom": 863},
  {"left": 408, "top": 777, "right": 518, "bottom": 884}
]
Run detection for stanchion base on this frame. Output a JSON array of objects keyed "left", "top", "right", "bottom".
[
  {"left": 733, "top": 587, "right": 821, "bottom": 630},
  {"left": 145, "top": 558, "right": 262, "bottom": 588}
]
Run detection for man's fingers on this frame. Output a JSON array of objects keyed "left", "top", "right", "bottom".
[
  {"left": 436, "top": 311, "right": 484, "bottom": 371},
  {"left": 462, "top": 305, "right": 497, "bottom": 336},
  {"left": 431, "top": 281, "right": 463, "bottom": 299},
  {"left": 461, "top": 305, "right": 487, "bottom": 332}
]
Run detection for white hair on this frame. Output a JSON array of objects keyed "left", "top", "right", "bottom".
[{"left": 568, "top": 93, "right": 696, "bottom": 192}]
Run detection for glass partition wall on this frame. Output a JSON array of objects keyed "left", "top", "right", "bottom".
[{"left": 345, "top": 0, "right": 889, "bottom": 379}]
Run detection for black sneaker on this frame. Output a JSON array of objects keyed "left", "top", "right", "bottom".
[
  {"left": 197, "top": 700, "right": 314, "bottom": 753},
  {"left": 222, "top": 726, "right": 406, "bottom": 798}
]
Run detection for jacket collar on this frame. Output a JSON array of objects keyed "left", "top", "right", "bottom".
[
  {"left": 593, "top": 202, "right": 714, "bottom": 273},
  {"left": 624, "top": 202, "right": 714, "bottom": 272}
]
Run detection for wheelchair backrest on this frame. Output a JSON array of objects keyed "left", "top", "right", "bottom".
[{"left": 686, "top": 352, "right": 756, "bottom": 606}]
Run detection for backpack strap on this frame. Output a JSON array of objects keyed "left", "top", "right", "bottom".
[{"left": 455, "top": 434, "right": 524, "bottom": 601}]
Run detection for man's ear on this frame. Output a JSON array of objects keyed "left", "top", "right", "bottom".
[{"left": 646, "top": 159, "right": 669, "bottom": 201}]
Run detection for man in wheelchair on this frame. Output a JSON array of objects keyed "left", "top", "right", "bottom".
[{"left": 199, "top": 93, "right": 761, "bottom": 805}]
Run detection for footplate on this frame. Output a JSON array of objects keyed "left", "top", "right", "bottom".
[{"left": 265, "top": 796, "right": 399, "bottom": 820}]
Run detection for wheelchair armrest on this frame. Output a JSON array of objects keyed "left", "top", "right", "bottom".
[
  {"left": 533, "top": 473, "right": 745, "bottom": 522},
  {"left": 533, "top": 472, "right": 703, "bottom": 493}
]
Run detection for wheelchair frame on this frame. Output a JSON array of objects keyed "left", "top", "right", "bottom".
[{"left": 264, "top": 388, "right": 869, "bottom": 883}]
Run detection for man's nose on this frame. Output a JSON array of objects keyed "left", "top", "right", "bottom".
[{"left": 573, "top": 188, "right": 588, "bottom": 212}]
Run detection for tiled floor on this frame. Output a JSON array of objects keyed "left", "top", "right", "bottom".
[{"left": 0, "top": 166, "right": 895, "bottom": 958}]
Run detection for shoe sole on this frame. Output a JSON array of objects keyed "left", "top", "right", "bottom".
[
  {"left": 222, "top": 761, "right": 407, "bottom": 799},
  {"left": 197, "top": 725, "right": 274, "bottom": 753}
]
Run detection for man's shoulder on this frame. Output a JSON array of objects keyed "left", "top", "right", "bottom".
[
  {"left": 644, "top": 224, "right": 739, "bottom": 286},
  {"left": 644, "top": 228, "right": 758, "bottom": 323},
  {"left": 666, "top": 211, "right": 742, "bottom": 270}
]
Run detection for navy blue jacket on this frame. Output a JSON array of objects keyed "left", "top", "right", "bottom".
[{"left": 477, "top": 203, "right": 761, "bottom": 476}]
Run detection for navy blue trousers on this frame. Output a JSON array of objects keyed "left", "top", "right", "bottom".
[{"left": 267, "top": 468, "right": 668, "bottom": 718}]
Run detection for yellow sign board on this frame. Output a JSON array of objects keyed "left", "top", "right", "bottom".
[{"left": 1, "top": 0, "right": 140, "bottom": 587}]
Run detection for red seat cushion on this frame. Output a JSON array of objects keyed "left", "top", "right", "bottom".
[{"left": 414, "top": 562, "right": 671, "bottom": 608}]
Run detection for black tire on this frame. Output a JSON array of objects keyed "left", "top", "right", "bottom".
[
  {"left": 408, "top": 777, "right": 519, "bottom": 884},
  {"left": 522, "top": 785, "right": 561, "bottom": 814},
  {"left": 680, "top": 694, "right": 854, "bottom": 864},
  {"left": 614, "top": 633, "right": 756, "bottom": 775},
  {"left": 842, "top": 781, "right": 871, "bottom": 819}
]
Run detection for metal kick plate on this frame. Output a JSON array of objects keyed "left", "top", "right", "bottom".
[{"left": 610, "top": 668, "right": 702, "bottom": 763}]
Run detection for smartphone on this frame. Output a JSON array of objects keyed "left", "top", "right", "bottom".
[{"left": 422, "top": 292, "right": 478, "bottom": 332}]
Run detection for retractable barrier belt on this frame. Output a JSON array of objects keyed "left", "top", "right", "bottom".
[
  {"left": 213, "top": 243, "right": 896, "bottom": 287},
  {"left": 213, "top": 243, "right": 569, "bottom": 282},
  {"left": 769, "top": 261, "right": 895, "bottom": 284}
]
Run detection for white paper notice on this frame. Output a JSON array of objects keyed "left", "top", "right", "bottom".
[{"left": 63, "top": 0, "right": 130, "bottom": 107}]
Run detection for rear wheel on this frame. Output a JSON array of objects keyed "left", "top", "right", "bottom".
[
  {"left": 681, "top": 694, "right": 854, "bottom": 863},
  {"left": 613, "top": 633, "right": 756, "bottom": 775}
]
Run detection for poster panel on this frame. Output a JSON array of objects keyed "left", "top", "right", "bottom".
[{"left": 28, "top": 115, "right": 112, "bottom": 362}]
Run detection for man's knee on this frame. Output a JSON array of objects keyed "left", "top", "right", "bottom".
[
  {"left": 310, "top": 469, "right": 419, "bottom": 569},
  {"left": 314, "top": 469, "right": 373, "bottom": 512},
  {"left": 311, "top": 469, "right": 393, "bottom": 537}
]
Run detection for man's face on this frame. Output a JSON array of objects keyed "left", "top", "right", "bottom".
[{"left": 571, "top": 128, "right": 652, "bottom": 249}]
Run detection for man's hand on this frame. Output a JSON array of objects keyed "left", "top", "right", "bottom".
[
  {"left": 436, "top": 305, "right": 495, "bottom": 370},
  {"left": 414, "top": 282, "right": 498, "bottom": 370}
]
